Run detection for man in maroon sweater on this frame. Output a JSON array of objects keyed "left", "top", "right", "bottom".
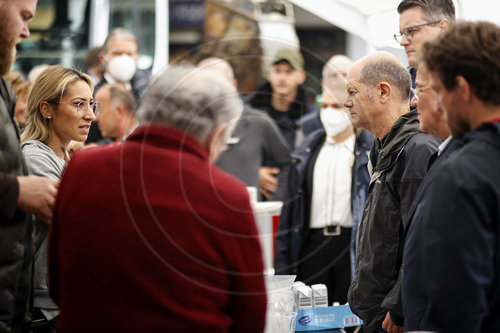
[{"left": 49, "top": 65, "right": 267, "bottom": 332}]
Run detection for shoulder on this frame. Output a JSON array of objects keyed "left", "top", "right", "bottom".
[
  {"left": 405, "top": 132, "right": 440, "bottom": 157},
  {"left": 242, "top": 105, "right": 274, "bottom": 125},
  {"left": 70, "top": 143, "right": 117, "bottom": 164},
  {"left": 393, "top": 133, "right": 439, "bottom": 178},
  {"left": 21, "top": 140, "right": 65, "bottom": 178},
  {"left": 294, "top": 129, "right": 324, "bottom": 155}
]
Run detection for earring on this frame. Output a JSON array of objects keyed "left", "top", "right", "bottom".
[{"left": 46, "top": 116, "right": 52, "bottom": 120}]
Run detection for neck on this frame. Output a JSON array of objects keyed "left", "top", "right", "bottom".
[
  {"left": 434, "top": 124, "right": 452, "bottom": 141},
  {"left": 372, "top": 104, "right": 408, "bottom": 140},
  {"left": 470, "top": 104, "right": 500, "bottom": 130},
  {"left": 331, "top": 126, "right": 354, "bottom": 143},
  {"left": 271, "top": 90, "right": 297, "bottom": 112},
  {"left": 48, "top": 137, "right": 69, "bottom": 160},
  {"left": 117, "top": 116, "right": 138, "bottom": 142}
]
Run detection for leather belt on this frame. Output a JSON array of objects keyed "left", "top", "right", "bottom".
[
  {"left": 323, "top": 225, "right": 341, "bottom": 236},
  {"left": 310, "top": 226, "right": 352, "bottom": 236}
]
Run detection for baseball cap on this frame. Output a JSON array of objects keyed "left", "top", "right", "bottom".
[{"left": 272, "top": 48, "right": 304, "bottom": 70}]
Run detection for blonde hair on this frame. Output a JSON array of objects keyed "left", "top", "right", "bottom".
[{"left": 21, "top": 65, "right": 93, "bottom": 146}]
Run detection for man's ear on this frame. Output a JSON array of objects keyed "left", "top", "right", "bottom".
[
  {"left": 205, "top": 122, "right": 228, "bottom": 164},
  {"left": 455, "top": 75, "right": 471, "bottom": 102},
  {"left": 39, "top": 101, "right": 53, "bottom": 119},
  {"left": 115, "top": 103, "right": 126, "bottom": 119},
  {"left": 99, "top": 52, "right": 107, "bottom": 66},
  {"left": 438, "top": 19, "right": 449, "bottom": 30},
  {"left": 378, "top": 81, "right": 391, "bottom": 104}
]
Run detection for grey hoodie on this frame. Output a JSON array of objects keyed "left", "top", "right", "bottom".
[{"left": 21, "top": 140, "right": 65, "bottom": 320}]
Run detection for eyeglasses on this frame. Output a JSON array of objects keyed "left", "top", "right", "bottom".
[
  {"left": 50, "top": 100, "right": 101, "bottom": 117},
  {"left": 394, "top": 20, "right": 441, "bottom": 43}
]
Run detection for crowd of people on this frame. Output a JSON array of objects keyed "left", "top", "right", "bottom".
[{"left": 1, "top": 0, "right": 500, "bottom": 332}]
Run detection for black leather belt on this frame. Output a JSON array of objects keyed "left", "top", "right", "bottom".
[{"left": 310, "top": 226, "right": 352, "bottom": 236}]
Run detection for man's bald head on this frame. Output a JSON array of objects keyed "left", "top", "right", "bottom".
[
  {"left": 197, "top": 57, "right": 235, "bottom": 83},
  {"left": 322, "top": 55, "right": 353, "bottom": 105},
  {"left": 354, "top": 52, "right": 411, "bottom": 102}
]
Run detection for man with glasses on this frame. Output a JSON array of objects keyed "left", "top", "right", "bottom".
[
  {"left": 396, "top": 0, "right": 455, "bottom": 94},
  {"left": 403, "top": 20, "right": 500, "bottom": 332}
]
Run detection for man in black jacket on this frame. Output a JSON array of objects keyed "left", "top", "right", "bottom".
[
  {"left": 403, "top": 21, "right": 500, "bottom": 333},
  {"left": 248, "top": 48, "right": 321, "bottom": 198},
  {"left": 344, "top": 52, "right": 439, "bottom": 333},
  {"left": 0, "top": 1, "right": 58, "bottom": 332}
]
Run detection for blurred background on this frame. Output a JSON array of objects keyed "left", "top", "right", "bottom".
[{"left": 14, "top": 0, "right": 500, "bottom": 95}]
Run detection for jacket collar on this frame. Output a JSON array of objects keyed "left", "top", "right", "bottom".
[
  {"left": 372, "top": 109, "right": 420, "bottom": 172},
  {"left": 462, "top": 121, "right": 500, "bottom": 148},
  {"left": 126, "top": 125, "right": 209, "bottom": 160}
]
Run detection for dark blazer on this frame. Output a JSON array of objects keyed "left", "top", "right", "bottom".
[
  {"left": 274, "top": 128, "right": 373, "bottom": 276},
  {"left": 403, "top": 122, "right": 500, "bottom": 332}
]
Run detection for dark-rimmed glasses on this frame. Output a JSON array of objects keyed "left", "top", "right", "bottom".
[
  {"left": 394, "top": 20, "right": 441, "bottom": 43},
  {"left": 49, "top": 100, "right": 101, "bottom": 117}
]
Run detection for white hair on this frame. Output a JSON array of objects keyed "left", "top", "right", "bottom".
[{"left": 137, "top": 65, "right": 243, "bottom": 144}]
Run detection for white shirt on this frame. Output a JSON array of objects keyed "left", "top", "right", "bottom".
[
  {"left": 309, "top": 135, "right": 355, "bottom": 229},
  {"left": 437, "top": 136, "right": 452, "bottom": 156}
]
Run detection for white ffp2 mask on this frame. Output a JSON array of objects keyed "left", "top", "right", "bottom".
[
  {"left": 107, "top": 55, "right": 137, "bottom": 82},
  {"left": 320, "top": 107, "right": 351, "bottom": 138}
]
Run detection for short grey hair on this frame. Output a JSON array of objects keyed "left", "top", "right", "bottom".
[
  {"left": 101, "top": 27, "right": 138, "bottom": 54},
  {"left": 137, "top": 65, "right": 243, "bottom": 144},
  {"left": 107, "top": 83, "right": 136, "bottom": 115},
  {"left": 359, "top": 57, "right": 412, "bottom": 102}
]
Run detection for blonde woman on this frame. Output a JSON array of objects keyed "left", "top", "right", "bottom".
[{"left": 20, "top": 65, "right": 99, "bottom": 332}]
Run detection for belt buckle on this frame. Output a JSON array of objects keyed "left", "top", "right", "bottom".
[{"left": 323, "top": 225, "right": 341, "bottom": 236}]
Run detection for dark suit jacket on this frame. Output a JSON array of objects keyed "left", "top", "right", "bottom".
[{"left": 49, "top": 125, "right": 266, "bottom": 333}]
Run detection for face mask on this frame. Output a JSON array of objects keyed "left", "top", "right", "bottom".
[
  {"left": 106, "top": 55, "right": 137, "bottom": 82},
  {"left": 320, "top": 107, "right": 351, "bottom": 138}
]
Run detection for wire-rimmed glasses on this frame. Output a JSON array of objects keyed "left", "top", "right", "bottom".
[
  {"left": 50, "top": 100, "right": 101, "bottom": 117},
  {"left": 394, "top": 20, "right": 441, "bottom": 43}
]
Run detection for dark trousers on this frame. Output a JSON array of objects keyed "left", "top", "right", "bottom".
[
  {"left": 31, "top": 308, "right": 57, "bottom": 333},
  {"left": 297, "top": 227, "right": 351, "bottom": 305}
]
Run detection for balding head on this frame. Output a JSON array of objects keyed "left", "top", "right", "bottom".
[
  {"left": 322, "top": 55, "right": 353, "bottom": 105},
  {"left": 197, "top": 57, "right": 235, "bottom": 83},
  {"left": 322, "top": 55, "right": 352, "bottom": 80},
  {"left": 354, "top": 52, "right": 411, "bottom": 103},
  {"left": 345, "top": 52, "right": 412, "bottom": 138}
]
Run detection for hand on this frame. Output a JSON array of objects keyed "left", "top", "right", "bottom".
[
  {"left": 17, "top": 176, "right": 59, "bottom": 220},
  {"left": 382, "top": 312, "right": 404, "bottom": 333},
  {"left": 258, "top": 166, "right": 280, "bottom": 199},
  {"left": 68, "top": 141, "right": 97, "bottom": 156}
]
